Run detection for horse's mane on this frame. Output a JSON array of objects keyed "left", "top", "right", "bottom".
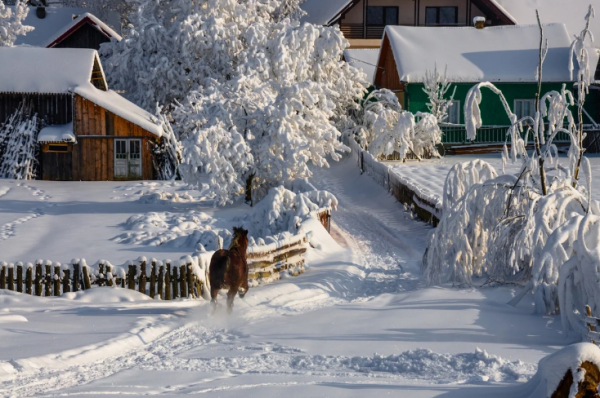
[{"left": 229, "top": 227, "right": 248, "bottom": 255}]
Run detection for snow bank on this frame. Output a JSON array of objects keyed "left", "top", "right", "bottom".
[
  {"left": 37, "top": 122, "right": 75, "bottom": 143},
  {"left": 113, "top": 211, "right": 230, "bottom": 252},
  {"left": 237, "top": 185, "right": 337, "bottom": 239},
  {"left": 61, "top": 288, "right": 152, "bottom": 303}
]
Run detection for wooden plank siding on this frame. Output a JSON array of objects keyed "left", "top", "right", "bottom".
[
  {"left": 374, "top": 36, "right": 403, "bottom": 91},
  {"left": 70, "top": 94, "right": 157, "bottom": 181},
  {"left": 0, "top": 93, "right": 72, "bottom": 126}
]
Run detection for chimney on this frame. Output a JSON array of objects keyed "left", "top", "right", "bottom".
[
  {"left": 36, "top": 6, "right": 46, "bottom": 19},
  {"left": 72, "top": 14, "right": 79, "bottom": 20},
  {"left": 473, "top": 16, "right": 486, "bottom": 29}
]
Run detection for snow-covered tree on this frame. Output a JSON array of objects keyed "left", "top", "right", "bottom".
[
  {"left": 422, "top": 65, "right": 456, "bottom": 123},
  {"left": 0, "top": 0, "right": 33, "bottom": 46},
  {"left": 102, "top": 0, "right": 366, "bottom": 205},
  {"left": 61, "top": 0, "right": 138, "bottom": 30},
  {"left": 0, "top": 102, "right": 39, "bottom": 180}
]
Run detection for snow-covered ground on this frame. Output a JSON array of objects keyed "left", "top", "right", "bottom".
[
  {"left": 387, "top": 153, "right": 600, "bottom": 208},
  {"left": 0, "top": 158, "right": 577, "bottom": 397}
]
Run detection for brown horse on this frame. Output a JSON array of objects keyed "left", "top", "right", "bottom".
[{"left": 209, "top": 227, "right": 249, "bottom": 313}]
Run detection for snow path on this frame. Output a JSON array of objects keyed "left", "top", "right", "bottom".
[{"left": 0, "top": 158, "right": 570, "bottom": 397}]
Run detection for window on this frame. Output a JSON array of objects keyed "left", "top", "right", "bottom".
[
  {"left": 367, "top": 6, "right": 398, "bottom": 26},
  {"left": 43, "top": 144, "right": 69, "bottom": 153},
  {"left": 514, "top": 99, "right": 536, "bottom": 120},
  {"left": 447, "top": 100, "right": 460, "bottom": 124},
  {"left": 425, "top": 7, "right": 458, "bottom": 26}
]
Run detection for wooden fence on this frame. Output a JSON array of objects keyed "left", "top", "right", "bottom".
[
  {"left": 0, "top": 258, "right": 205, "bottom": 300},
  {"left": 0, "top": 209, "right": 334, "bottom": 299},
  {"left": 585, "top": 305, "right": 600, "bottom": 344},
  {"left": 347, "top": 138, "right": 441, "bottom": 226}
]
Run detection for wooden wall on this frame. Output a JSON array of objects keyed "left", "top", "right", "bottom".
[
  {"left": 374, "top": 36, "right": 403, "bottom": 91},
  {"left": 40, "top": 145, "right": 73, "bottom": 181},
  {"left": 53, "top": 23, "right": 112, "bottom": 52},
  {"left": 72, "top": 94, "right": 156, "bottom": 181},
  {"left": 0, "top": 93, "right": 72, "bottom": 126}
]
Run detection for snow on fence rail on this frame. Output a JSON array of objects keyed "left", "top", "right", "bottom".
[
  {"left": 585, "top": 306, "right": 600, "bottom": 345},
  {"left": 346, "top": 138, "right": 441, "bottom": 225},
  {"left": 0, "top": 209, "right": 332, "bottom": 298}
]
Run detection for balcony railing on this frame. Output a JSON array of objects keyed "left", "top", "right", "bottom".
[
  {"left": 340, "top": 23, "right": 468, "bottom": 39},
  {"left": 440, "top": 124, "right": 573, "bottom": 144}
]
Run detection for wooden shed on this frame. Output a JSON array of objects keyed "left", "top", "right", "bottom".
[{"left": 0, "top": 47, "right": 163, "bottom": 181}]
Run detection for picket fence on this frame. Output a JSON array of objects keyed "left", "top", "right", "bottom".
[
  {"left": 0, "top": 209, "right": 331, "bottom": 299},
  {"left": 346, "top": 138, "right": 441, "bottom": 226}
]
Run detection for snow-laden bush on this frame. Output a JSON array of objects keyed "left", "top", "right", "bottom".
[
  {"left": 0, "top": 0, "right": 33, "bottom": 47},
  {"left": 237, "top": 185, "right": 337, "bottom": 239},
  {"left": 0, "top": 103, "right": 39, "bottom": 180}
]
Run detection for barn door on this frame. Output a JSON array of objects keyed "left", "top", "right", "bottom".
[{"left": 114, "top": 139, "right": 142, "bottom": 179}]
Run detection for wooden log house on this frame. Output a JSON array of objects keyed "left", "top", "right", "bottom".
[
  {"left": 0, "top": 47, "right": 163, "bottom": 181},
  {"left": 13, "top": 6, "right": 122, "bottom": 51}
]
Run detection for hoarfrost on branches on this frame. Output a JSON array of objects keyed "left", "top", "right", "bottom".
[
  {"left": 0, "top": 102, "right": 39, "bottom": 180},
  {"left": 422, "top": 65, "right": 456, "bottom": 123},
  {"left": 102, "top": 0, "right": 365, "bottom": 205},
  {"left": 0, "top": 0, "right": 33, "bottom": 47}
]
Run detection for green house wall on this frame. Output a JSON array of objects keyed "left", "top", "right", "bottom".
[{"left": 404, "top": 82, "right": 600, "bottom": 143}]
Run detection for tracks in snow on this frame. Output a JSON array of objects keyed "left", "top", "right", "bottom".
[{"left": 0, "top": 183, "right": 52, "bottom": 243}]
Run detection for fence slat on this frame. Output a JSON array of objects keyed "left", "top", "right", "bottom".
[
  {"left": 179, "top": 264, "right": 187, "bottom": 298},
  {"left": 62, "top": 269, "right": 70, "bottom": 293},
  {"left": 172, "top": 266, "right": 179, "bottom": 299},
  {"left": 149, "top": 261, "right": 156, "bottom": 299},
  {"left": 35, "top": 264, "right": 43, "bottom": 296},
  {"left": 139, "top": 260, "right": 146, "bottom": 295},
  {"left": 7, "top": 266, "right": 14, "bottom": 291},
  {"left": 187, "top": 263, "right": 194, "bottom": 298},
  {"left": 164, "top": 263, "right": 171, "bottom": 300},
  {"left": 26, "top": 265, "right": 33, "bottom": 295},
  {"left": 158, "top": 264, "right": 164, "bottom": 299},
  {"left": 44, "top": 263, "right": 52, "bottom": 296},
  {"left": 16, "top": 264, "right": 23, "bottom": 293},
  {"left": 54, "top": 265, "right": 60, "bottom": 296},
  {"left": 72, "top": 262, "right": 80, "bottom": 292},
  {"left": 127, "top": 264, "right": 135, "bottom": 290},
  {"left": 0, "top": 265, "right": 5, "bottom": 290}
]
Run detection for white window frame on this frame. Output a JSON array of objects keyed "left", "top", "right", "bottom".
[
  {"left": 446, "top": 100, "right": 460, "bottom": 124},
  {"left": 514, "top": 99, "right": 536, "bottom": 120}
]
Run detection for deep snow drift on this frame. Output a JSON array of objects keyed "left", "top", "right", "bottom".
[{"left": 0, "top": 158, "right": 579, "bottom": 397}]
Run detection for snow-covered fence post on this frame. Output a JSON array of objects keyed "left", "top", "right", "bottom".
[
  {"left": 158, "top": 262, "right": 164, "bottom": 299},
  {"left": 7, "top": 264, "right": 13, "bottom": 291},
  {"left": 16, "top": 262, "right": 23, "bottom": 293},
  {"left": 44, "top": 260, "right": 52, "bottom": 296},
  {"left": 72, "top": 260, "right": 80, "bottom": 292},
  {"left": 587, "top": 306, "right": 596, "bottom": 345},
  {"left": 172, "top": 265, "right": 179, "bottom": 299},
  {"left": 179, "top": 263, "right": 187, "bottom": 298},
  {"left": 164, "top": 262, "right": 171, "bottom": 300},
  {"left": 186, "top": 261, "right": 193, "bottom": 299},
  {"left": 0, "top": 263, "right": 5, "bottom": 289},
  {"left": 25, "top": 263, "right": 32, "bottom": 295},
  {"left": 82, "top": 264, "right": 91, "bottom": 290},
  {"left": 53, "top": 263, "right": 60, "bottom": 296},
  {"left": 138, "top": 258, "right": 146, "bottom": 295},
  {"left": 62, "top": 267, "right": 70, "bottom": 294},
  {"left": 127, "top": 262, "right": 135, "bottom": 290},
  {"left": 35, "top": 263, "right": 42, "bottom": 296},
  {"left": 149, "top": 260, "right": 157, "bottom": 299}
]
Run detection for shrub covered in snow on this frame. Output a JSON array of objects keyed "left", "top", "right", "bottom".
[
  {"left": 424, "top": 8, "right": 600, "bottom": 338},
  {"left": 0, "top": 0, "right": 33, "bottom": 47},
  {"left": 0, "top": 102, "right": 39, "bottom": 180}
]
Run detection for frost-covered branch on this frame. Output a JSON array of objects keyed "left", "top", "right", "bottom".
[
  {"left": 423, "top": 65, "right": 456, "bottom": 123},
  {"left": 0, "top": 0, "right": 33, "bottom": 46}
]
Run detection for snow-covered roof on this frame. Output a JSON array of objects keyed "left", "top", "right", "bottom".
[
  {"left": 74, "top": 86, "right": 163, "bottom": 137},
  {"left": 0, "top": 47, "right": 162, "bottom": 137},
  {"left": 491, "top": 0, "right": 600, "bottom": 50},
  {"left": 46, "top": 12, "right": 122, "bottom": 48},
  {"left": 382, "top": 23, "right": 592, "bottom": 84},
  {"left": 299, "top": 0, "right": 351, "bottom": 25},
  {"left": 38, "top": 123, "right": 76, "bottom": 143},
  {"left": 0, "top": 47, "right": 98, "bottom": 93},
  {"left": 11, "top": 7, "right": 116, "bottom": 47},
  {"left": 344, "top": 49, "right": 378, "bottom": 84}
]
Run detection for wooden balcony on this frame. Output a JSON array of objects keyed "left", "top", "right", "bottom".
[{"left": 340, "top": 22, "right": 469, "bottom": 40}]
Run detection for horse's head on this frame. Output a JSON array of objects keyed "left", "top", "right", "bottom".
[{"left": 230, "top": 226, "right": 249, "bottom": 253}]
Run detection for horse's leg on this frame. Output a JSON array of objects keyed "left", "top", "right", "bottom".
[
  {"left": 226, "top": 288, "right": 236, "bottom": 314},
  {"left": 210, "top": 287, "right": 219, "bottom": 313}
]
